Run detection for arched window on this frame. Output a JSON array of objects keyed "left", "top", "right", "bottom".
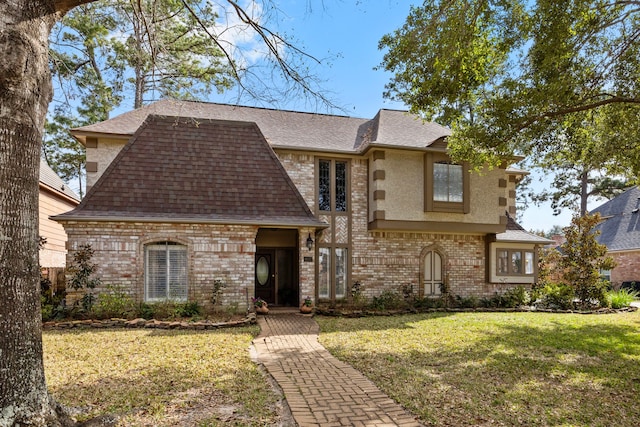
[
  {"left": 423, "top": 250, "right": 443, "bottom": 296},
  {"left": 145, "top": 242, "right": 187, "bottom": 301}
]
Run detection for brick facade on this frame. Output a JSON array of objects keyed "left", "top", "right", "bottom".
[
  {"left": 276, "top": 152, "right": 497, "bottom": 301},
  {"left": 62, "top": 221, "right": 259, "bottom": 311},
  {"left": 609, "top": 250, "right": 640, "bottom": 286}
]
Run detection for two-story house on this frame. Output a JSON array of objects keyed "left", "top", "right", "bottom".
[{"left": 54, "top": 100, "right": 549, "bottom": 310}]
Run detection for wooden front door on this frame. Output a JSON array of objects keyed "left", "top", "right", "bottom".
[
  {"left": 255, "top": 250, "right": 275, "bottom": 303},
  {"left": 255, "top": 248, "right": 298, "bottom": 306}
]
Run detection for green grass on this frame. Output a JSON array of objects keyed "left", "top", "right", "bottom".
[
  {"left": 317, "top": 311, "right": 640, "bottom": 427},
  {"left": 43, "top": 326, "right": 277, "bottom": 426}
]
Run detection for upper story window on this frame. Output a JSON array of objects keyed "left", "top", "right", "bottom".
[
  {"left": 424, "top": 152, "right": 470, "bottom": 213},
  {"left": 318, "top": 159, "right": 348, "bottom": 212},
  {"left": 145, "top": 242, "right": 188, "bottom": 301},
  {"left": 433, "top": 161, "right": 463, "bottom": 203}
]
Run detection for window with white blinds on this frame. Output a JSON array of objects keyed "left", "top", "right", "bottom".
[{"left": 145, "top": 242, "right": 188, "bottom": 301}]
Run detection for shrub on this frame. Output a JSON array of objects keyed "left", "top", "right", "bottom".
[
  {"left": 174, "top": 301, "right": 202, "bottom": 318},
  {"left": 136, "top": 302, "right": 156, "bottom": 319},
  {"left": 351, "top": 281, "right": 367, "bottom": 309},
  {"left": 560, "top": 213, "right": 616, "bottom": 308},
  {"left": 607, "top": 288, "right": 639, "bottom": 309},
  {"left": 400, "top": 283, "right": 415, "bottom": 303},
  {"left": 67, "top": 244, "right": 101, "bottom": 313},
  {"left": 537, "top": 282, "right": 575, "bottom": 310},
  {"left": 40, "top": 271, "right": 67, "bottom": 321},
  {"left": 210, "top": 279, "right": 225, "bottom": 308},
  {"left": 502, "top": 285, "right": 530, "bottom": 307},
  {"left": 135, "top": 301, "right": 202, "bottom": 319},
  {"left": 454, "top": 295, "right": 479, "bottom": 308},
  {"left": 93, "top": 285, "right": 136, "bottom": 319},
  {"left": 369, "top": 290, "right": 405, "bottom": 311}
]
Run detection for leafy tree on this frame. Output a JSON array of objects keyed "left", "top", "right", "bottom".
[
  {"left": 67, "top": 243, "right": 101, "bottom": 311},
  {"left": 379, "top": 0, "right": 640, "bottom": 177},
  {"left": 520, "top": 109, "right": 631, "bottom": 216},
  {"left": 560, "top": 213, "right": 616, "bottom": 308},
  {"left": 50, "top": 0, "right": 235, "bottom": 110},
  {"left": 0, "top": 1, "right": 331, "bottom": 424},
  {"left": 42, "top": 107, "right": 87, "bottom": 198}
]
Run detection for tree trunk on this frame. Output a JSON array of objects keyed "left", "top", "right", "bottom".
[
  {"left": 0, "top": 2, "right": 87, "bottom": 425},
  {"left": 580, "top": 170, "right": 589, "bottom": 216}
]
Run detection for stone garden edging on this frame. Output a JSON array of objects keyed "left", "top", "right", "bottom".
[
  {"left": 315, "top": 305, "right": 638, "bottom": 317},
  {"left": 42, "top": 313, "right": 257, "bottom": 330}
]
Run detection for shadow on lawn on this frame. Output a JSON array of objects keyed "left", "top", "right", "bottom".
[
  {"left": 43, "top": 327, "right": 273, "bottom": 424},
  {"left": 316, "top": 311, "right": 455, "bottom": 332},
  {"left": 320, "top": 313, "right": 640, "bottom": 426}
]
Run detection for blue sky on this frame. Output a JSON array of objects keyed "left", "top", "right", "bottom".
[
  {"left": 55, "top": 0, "right": 578, "bottom": 232},
  {"left": 226, "top": 0, "right": 574, "bottom": 233}
]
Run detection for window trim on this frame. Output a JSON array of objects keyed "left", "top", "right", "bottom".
[
  {"left": 144, "top": 241, "right": 188, "bottom": 302},
  {"left": 316, "top": 157, "right": 351, "bottom": 302},
  {"left": 317, "top": 158, "right": 349, "bottom": 213},
  {"left": 424, "top": 152, "right": 470, "bottom": 213},
  {"left": 496, "top": 248, "right": 535, "bottom": 277},
  {"left": 422, "top": 249, "right": 444, "bottom": 296},
  {"left": 317, "top": 246, "right": 349, "bottom": 301}
]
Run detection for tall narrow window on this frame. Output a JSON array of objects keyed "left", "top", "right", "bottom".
[
  {"left": 145, "top": 242, "right": 187, "bottom": 301},
  {"left": 497, "top": 250, "right": 509, "bottom": 274},
  {"left": 319, "top": 248, "right": 331, "bottom": 299},
  {"left": 318, "top": 247, "right": 348, "bottom": 300},
  {"left": 335, "top": 161, "right": 347, "bottom": 212},
  {"left": 511, "top": 251, "right": 522, "bottom": 274},
  {"left": 317, "top": 158, "right": 350, "bottom": 302},
  {"left": 318, "top": 159, "right": 348, "bottom": 212},
  {"left": 524, "top": 252, "right": 534, "bottom": 275},
  {"left": 319, "top": 160, "right": 331, "bottom": 211},
  {"left": 335, "top": 248, "right": 347, "bottom": 299}
]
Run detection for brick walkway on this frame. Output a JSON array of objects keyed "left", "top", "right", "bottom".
[{"left": 251, "top": 313, "right": 423, "bottom": 427}]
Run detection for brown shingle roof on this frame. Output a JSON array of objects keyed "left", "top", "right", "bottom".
[
  {"left": 71, "top": 99, "right": 451, "bottom": 152},
  {"left": 496, "top": 213, "right": 553, "bottom": 244},
  {"left": 55, "top": 115, "right": 325, "bottom": 227}
]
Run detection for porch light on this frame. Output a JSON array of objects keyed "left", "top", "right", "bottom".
[{"left": 306, "top": 233, "right": 314, "bottom": 251}]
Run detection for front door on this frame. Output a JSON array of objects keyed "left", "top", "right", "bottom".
[
  {"left": 255, "top": 250, "right": 275, "bottom": 303},
  {"left": 255, "top": 248, "right": 298, "bottom": 306}
]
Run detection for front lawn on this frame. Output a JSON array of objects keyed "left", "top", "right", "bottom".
[
  {"left": 43, "top": 326, "right": 278, "bottom": 426},
  {"left": 317, "top": 311, "right": 640, "bottom": 426}
]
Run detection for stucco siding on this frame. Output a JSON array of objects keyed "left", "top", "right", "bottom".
[
  {"left": 86, "top": 137, "right": 127, "bottom": 189},
  {"left": 351, "top": 158, "right": 492, "bottom": 297},
  {"left": 373, "top": 149, "right": 507, "bottom": 225}
]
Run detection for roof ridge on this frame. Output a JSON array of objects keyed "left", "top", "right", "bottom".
[{"left": 155, "top": 98, "right": 366, "bottom": 120}]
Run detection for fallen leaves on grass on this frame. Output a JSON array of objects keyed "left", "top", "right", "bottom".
[{"left": 43, "top": 326, "right": 278, "bottom": 426}]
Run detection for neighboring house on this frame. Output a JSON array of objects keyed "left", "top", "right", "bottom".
[
  {"left": 591, "top": 186, "right": 640, "bottom": 287},
  {"left": 39, "top": 159, "right": 80, "bottom": 291},
  {"left": 54, "top": 100, "right": 549, "bottom": 310},
  {"left": 39, "top": 159, "right": 80, "bottom": 267}
]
